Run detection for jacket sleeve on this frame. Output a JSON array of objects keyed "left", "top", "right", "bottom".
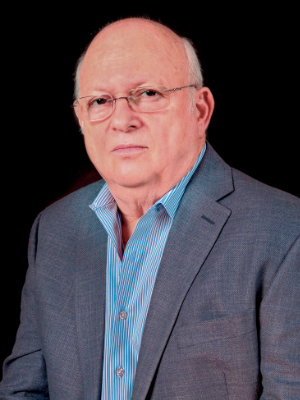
[
  {"left": 0, "top": 214, "right": 49, "bottom": 399},
  {"left": 259, "top": 234, "right": 300, "bottom": 399}
]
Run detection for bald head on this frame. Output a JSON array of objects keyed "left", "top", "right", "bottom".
[
  {"left": 90, "top": 17, "right": 184, "bottom": 54},
  {"left": 74, "top": 17, "right": 214, "bottom": 200},
  {"left": 74, "top": 18, "right": 203, "bottom": 98}
]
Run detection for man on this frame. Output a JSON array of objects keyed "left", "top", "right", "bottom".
[{"left": 0, "top": 17, "right": 299, "bottom": 400}]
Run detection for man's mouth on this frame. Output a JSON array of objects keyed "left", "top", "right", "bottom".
[{"left": 112, "top": 144, "right": 147, "bottom": 155}]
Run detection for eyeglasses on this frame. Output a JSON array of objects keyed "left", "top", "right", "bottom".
[{"left": 73, "top": 84, "right": 198, "bottom": 122}]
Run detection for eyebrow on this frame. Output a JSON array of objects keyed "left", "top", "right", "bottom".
[{"left": 88, "top": 81, "right": 162, "bottom": 94}]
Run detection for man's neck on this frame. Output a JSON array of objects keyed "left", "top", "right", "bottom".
[
  {"left": 106, "top": 145, "right": 205, "bottom": 243},
  {"left": 110, "top": 184, "right": 166, "bottom": 245}
]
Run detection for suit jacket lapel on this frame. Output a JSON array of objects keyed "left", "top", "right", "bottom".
[
  {"left": 75, "top": 205, "right": 107, "bottom": 400},
  {"left": 132, "top": 144, "right": 234, "bottom": 400}
]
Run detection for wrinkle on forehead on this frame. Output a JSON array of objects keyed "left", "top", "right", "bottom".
[{"left": 79, "top": 18, "right": 189, "bottom": 89}]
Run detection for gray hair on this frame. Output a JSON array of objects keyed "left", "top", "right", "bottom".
[
  {"left": 74, "top": 51, "right": 86, "bottom": 99},
  {"left": 74, "top": 36, "right": 203, "bottom": 99},
  {"left": 181, "top": 37, "right": 203, "bottom": 88}
]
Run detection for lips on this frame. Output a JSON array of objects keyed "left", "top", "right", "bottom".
[{"left": 112, "top": 144, "right": 147, "bottom": 154}]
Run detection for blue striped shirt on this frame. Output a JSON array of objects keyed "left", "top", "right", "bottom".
[{"left": 90, "top": 144, "right": 206, "bottom": 400}]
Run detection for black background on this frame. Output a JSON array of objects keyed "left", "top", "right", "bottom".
[{"left": 0, "top": 4, "right": 298, "bottom": 377}]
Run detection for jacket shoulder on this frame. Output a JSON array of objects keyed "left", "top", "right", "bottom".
[
  {"left": 231, "top": 167, "right": 300, "bottom": 210},
  {"left": 227, "top": 168, "right": 300, "bottom": 243},
  {"left": 34, "top": 180, "right": 104, "bottom": 236}
]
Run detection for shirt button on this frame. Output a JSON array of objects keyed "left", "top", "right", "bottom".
[
  {"left": 119, "top": 311, "right": 128, "bottom": 320},
  {"left": 116, "top": 368, "right": 125, "bottom": 377}
]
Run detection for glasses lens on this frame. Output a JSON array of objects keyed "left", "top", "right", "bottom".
[
  {"left": 132, "top": 88, "right": 169, "bottom": 112},
  {"left": 85, "top": 94, "right": 113, "bottom": 121}
]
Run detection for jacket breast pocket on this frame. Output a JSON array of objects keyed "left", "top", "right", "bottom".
[
  {"left": 176, "top": 310, "right": 256, "bottom": 348},
  {"left": 175, "top": 310, "right": 259, "bottom": 390}
]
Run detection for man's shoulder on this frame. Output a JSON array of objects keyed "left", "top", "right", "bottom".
[
  {"left": 35, "top": 179, "right": 105, "bottom": 233},
  {"left": 225, "top": 168, "right": 300, "bottom": 246},
  {"left": 203, "top": 142, "right": 300, "bottom": 213},
  {"left": 46, "top": 179, "right": 104, "bottom": 212},
  {"left": 200, "top": 142, "right": 299, "bottom": 211},
  {"left": 231, "top": 167, "right": 300, "bottom": 212},
  {"left": 195, "top": 143, "right": 300, "bottom": 245}
]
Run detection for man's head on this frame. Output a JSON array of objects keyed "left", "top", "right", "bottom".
[{"left": 74, "top": 18, "right": 214, "bottom": 195}]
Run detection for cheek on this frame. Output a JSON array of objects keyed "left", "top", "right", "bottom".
[
  {"left": 83, "top": 129, "right": 107, "bottom": 168},
  {"left": 151, "top": 112, "right": 192, "bottom": 154}
]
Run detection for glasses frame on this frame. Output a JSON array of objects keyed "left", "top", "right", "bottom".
[{"left": 73, "top": 84, "right": 198, "bottom": 122}]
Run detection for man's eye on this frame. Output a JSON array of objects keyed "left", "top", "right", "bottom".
[
  {"left": 91, "top": 97, "right": 108, "bottom": 106},
  {"left": 136, "top": 89, "right": 164, "bottom": 102},
  {"left": 141, "top": 89, "right": 160, "bottom": 97}
]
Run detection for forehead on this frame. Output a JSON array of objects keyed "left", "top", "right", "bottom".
[{"left": 79, "top": 20, "right": 189, "bottom": 93}]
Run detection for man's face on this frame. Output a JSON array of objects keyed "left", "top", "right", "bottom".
[{"left": 77, "top": 21, "right": 212, "bottom": 194}]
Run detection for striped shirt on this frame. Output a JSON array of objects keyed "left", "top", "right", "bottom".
[{"left": 90, "top": 144, "right": 206, "bottom": 400}]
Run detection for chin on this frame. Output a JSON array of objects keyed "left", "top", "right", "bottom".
[
  {"left": 116, "top": 178, "right": 148, "bottom": 189},
  {"left": 109, "top": 164, "right": 150, "bottom": 186},
  {"left": 110, "top": 172, "right": 151, "bottom": 189}
]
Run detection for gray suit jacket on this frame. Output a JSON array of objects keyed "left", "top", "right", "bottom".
[{"left": 1, "top": 143, "right": 300, "bottom": 399}]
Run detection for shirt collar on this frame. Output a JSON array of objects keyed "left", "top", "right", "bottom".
[
  {"left": 90, "top": 143, "right": 206, "bottom": 219},
  {"left": 90, "top": 181, "right": 115, "bottom": 211}
]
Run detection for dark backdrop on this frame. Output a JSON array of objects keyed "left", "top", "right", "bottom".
[{"left": 1, "top": 4, "right": 298, "bottom": 377}]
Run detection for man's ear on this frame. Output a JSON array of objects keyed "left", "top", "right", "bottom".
[{"left": 194, "top": 87, "right": 215, "bottom": 131}]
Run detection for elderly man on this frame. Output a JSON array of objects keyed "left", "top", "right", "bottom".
[{"left": 0, "top": 17, "right": 299, "bottom": 400}]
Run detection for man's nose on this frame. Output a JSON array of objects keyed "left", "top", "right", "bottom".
[{"left": 110, "top": 97, "right": 141, "bottom": 132}]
